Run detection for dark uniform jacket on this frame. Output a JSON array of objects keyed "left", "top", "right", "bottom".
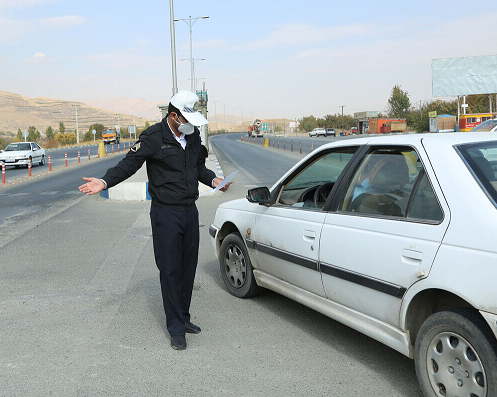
[{"left": 101, "top": 118, "right": 216, "bottom": 208}]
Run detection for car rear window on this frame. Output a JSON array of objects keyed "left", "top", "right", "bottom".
[{"left": 457, "top": 141, "right": 497, "bottom": 206}]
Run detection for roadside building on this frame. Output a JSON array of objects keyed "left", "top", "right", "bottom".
[
  {"left": 368, "top": 118, "right": 406, "bottom": 134},
  {"left": 459, "top": 112, "right": 497, "bottom": 132},
  {"left": 354, "top": 111, "right": 378, "bottom": 134},
  {"left": 429, "top": 112, "right": 457, "bottom": 133}
]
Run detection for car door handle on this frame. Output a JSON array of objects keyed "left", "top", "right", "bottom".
[
  {"left": 303, "top": 230, "right": 316, "bottom": 240},
  {"left": 402, "top": 249, "right": 423, "bottom": 261}
]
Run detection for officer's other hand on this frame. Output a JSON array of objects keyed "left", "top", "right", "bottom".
[
  {"left": 79, "top": 177, "right": 105, "bottom": 195},
  {"left": 213, "top": 177, "right": 230, "bottom": 192}
]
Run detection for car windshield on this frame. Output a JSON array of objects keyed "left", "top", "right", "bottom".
[
  {"left": 103, "top": 129, "right": 114, "bottom": 134},
  {"left": 5, "top": 143, "right": 31, "bottom": 151},
  {"left": 471, "top": 119, "right": 497, "bottom": 132},
  {"left": 457, "top": 141, "right": 497, "bottom": 206}
]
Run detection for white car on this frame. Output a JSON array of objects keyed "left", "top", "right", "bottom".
[
  {"left": 0, "top": 142, "right": 45, "bottom": 167},
  {"left": 210, "top": 132, "right": 497, "bottom": 396},
  {"left": 471, "top": 117, "right": 497, "bottom": 132},
  {"left": 309, "top": 128, "right": 327, "bottom": 137}
]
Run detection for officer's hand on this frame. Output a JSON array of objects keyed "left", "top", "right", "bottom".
[
  {"left": 213, "top": 177, "right": 230, "bottom": 192},
  {"left": 79, "top": 177, "right": 105, "bottom": 195}
]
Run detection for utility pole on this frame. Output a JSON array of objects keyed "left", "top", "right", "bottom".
[
  {"left": 233, "top": 107, "right": 235, "bottom": 132},
  {"left": 241, "top": 109, "right": 244, "bottom": 131},
  {"left": 420, "top": 100, "right": 422, "bottom": 123},
  {"left": 72, "top": 104, "right": 79, "bottom": 144},
  {"left": 212, "top": 100, "right": 219, "bottom": 132},
  {"left": 169, "top": 0, "right": 178, "bottom": 95},
  {"left": 339, "top": 105, "right": 346, "bottom": 133},
  {"left": 116, "top": 114, "right": 121, "bottom": 131},
  {"left": 223, "top": 104, "right": 226, "bottom": 132},
  {"left": 175, "top": 15, "right": 209, "bottom": 92}
]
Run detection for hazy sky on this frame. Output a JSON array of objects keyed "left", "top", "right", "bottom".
[{"left": 1, "top": 0, "right": 496, "bottom": 120}]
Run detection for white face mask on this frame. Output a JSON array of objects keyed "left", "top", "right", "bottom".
[{"left": 175, "top": 115, "right": 195, "bottom": 135}]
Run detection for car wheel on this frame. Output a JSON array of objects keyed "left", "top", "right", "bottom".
[
  {"left": 219, "top": 233, "right": 260, "bottom": 298},
  {"left": 39, "top": 155, "right": 45, "bottom": 166},
  {"left": 415, "top": 309, "right": 497, "bottom": 397}
]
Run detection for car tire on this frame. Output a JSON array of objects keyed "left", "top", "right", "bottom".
[
  {"left": 39, "top": 155, "right": 45, "bottom": 166},
  {"left": 415, "top": 309, "right": 497, "bottom": 397},
  {"left": 219, "top": 233, "right": 260, "bottom": 299}
]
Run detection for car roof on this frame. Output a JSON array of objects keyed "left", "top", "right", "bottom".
[{"left": 315, "top": 132, "right": 497, "bottom": 152}]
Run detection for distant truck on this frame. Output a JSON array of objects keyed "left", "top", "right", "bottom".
[
  {"left": 102, "top": 128, "right": 120, "bottom": 144},
  {"left": 248, "top": 119, "right": 263, "bottom": 137}
]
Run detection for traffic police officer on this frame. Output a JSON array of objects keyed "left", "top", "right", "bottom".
[{"left": 79, "top": 90, "right": 229, "bottom": 350}]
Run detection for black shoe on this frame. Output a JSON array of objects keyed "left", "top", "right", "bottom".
[
  {"left": 171, "top": 335, "right": 187, "bottom": 350},
  {"left": 185, "top": 321, "right": 201, "bottom": 334}
]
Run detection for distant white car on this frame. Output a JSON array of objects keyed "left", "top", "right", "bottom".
[
  {"left": 309, "top": 128, "right": 327, "bottom": 137},
  {"left": 210, "top": 132, "right": 497, "bottom": 396},
  {"left": 471, "top": 118, "right": 497, "bottom": 132},
  {"left": 0, "top": 142, "right": 45, "bottom": 167}
]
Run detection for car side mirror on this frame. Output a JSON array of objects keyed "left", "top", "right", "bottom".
[{"left": 247, "top": 187, "right": 271, "bottom": 205}]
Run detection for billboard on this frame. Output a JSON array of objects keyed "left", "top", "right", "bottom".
[
  {"left": 432, "top": 55, "right": 497, "bottom": 97},
  {"left": 354, "top": 111, "right": 378, "bottom": 119}
]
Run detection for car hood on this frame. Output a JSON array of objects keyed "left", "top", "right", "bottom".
[
  {"left": 217, "top": 197, "right": 256, "bottom": 212},
  {"left": 0, "top": 150, "right": 32, "bottom": 157}
]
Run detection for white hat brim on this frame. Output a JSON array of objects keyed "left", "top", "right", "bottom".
[{"left": 182, "top": 110, "right": 208, "bottom": 126}]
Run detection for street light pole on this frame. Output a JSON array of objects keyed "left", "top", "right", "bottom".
[
  {"left": 174, "top": 15, "right": 209, "bottom": 93},
  {"left": 181, "top": 58, "right": 205, "bottom": 91},
  {"left": 169, "top": 0, "right": 178, "bottom": 95},
  {"left": 339, "top": 105, "right": 346, "bottom": 133},
  {"left": 72, "top": 104, "right": 79, "bottom": 144},
  {"left": 212, "top": 100, "right": 219, "bottom": 132},
  {"left": 223, "top": 104, "right": 226, "bottom": 132}
]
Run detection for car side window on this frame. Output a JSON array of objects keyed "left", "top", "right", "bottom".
[
  {"left": 406, "top": 171, "right": 443, "bottom": 222},
  {"left": 339, "top": 147, "right": 443, "bottom": 222},
  {"left": 277, "top": 148, "right": 358, "bottom": 209}
]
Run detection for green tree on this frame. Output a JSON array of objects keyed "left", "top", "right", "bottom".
[
  {"left": 274, "top": 125, "right": 282, "bottom": 132},
  {"left": 387, "top": 85, "right": 411, "bottom": 119},
  {"left": 46, "top": 126, "right": 54, "bottom": 140},
  {"left": 299, "top": 116, "right": 318, "bottom": 132},
  {"left": 145, "top": 121, "right": 150, "bottom": 129},
  {"left": 88, "top": 123, "right": 105, "bottom": 140},
  {"left": 27, "top": 126, "right": 41, "bottom": 142},
  {"left": 17, "top": 128, "right": 23, "bottom": 141},
  {"left": 59, "top": 122, "right": 66, "bottom": 133}
]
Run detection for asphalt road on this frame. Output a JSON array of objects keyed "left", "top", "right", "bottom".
[
  {"left": 0, "top": 134, "right": 422, "bottom": 396},
  {"left": 0, "top": 151, "right": 126, "bottom": 247},
  {"left": 2, "top": 141, "right": 134, "bottom": 183}
]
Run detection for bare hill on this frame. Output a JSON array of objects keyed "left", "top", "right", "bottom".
[{"left": 0, "top": 91, "right": 155, "bottom": 135}]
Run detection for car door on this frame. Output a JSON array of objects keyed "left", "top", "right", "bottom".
[
  {"left": 31, "top": 143, "right": 40, "bottom": 161},
  {"left": 251, "top": 147, "right": 360, "bottom": 296},
  {"left": 319, "top": 145, "right": 450, "bottom": 327}
]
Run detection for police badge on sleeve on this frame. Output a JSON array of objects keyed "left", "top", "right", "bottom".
[{"left": 130, "top": 142, "right": 141, "bottom": 152}]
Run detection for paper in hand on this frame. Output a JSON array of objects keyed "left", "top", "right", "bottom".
[{"left": 199, "top": 170, "right": 239, "bottom": 197}]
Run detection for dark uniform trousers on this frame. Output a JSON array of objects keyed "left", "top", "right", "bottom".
[{"left": 150, "top": 204, "right": 200, "bottom": 337}]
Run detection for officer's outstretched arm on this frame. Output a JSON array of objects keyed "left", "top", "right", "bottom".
[
  {"left": 100, "top": 135, "right": 157, "bottom": 189},
  {"left": 79, "top": 177, "right": 106, "bottom": 195}
]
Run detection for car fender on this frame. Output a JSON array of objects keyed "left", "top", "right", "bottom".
[
  {"left": 213, "top": 199, "right": 260, "bottom": 268},
  {"left": 400, "top": 244, "right": 497, "bottom": 330}
]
